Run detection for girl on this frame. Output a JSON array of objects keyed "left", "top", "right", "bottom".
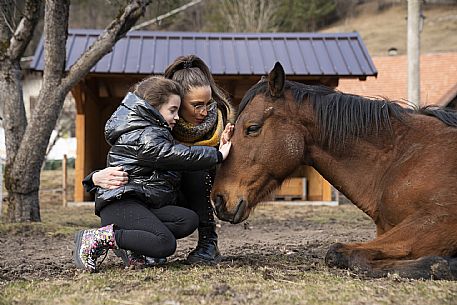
[
  {"left": 74, "top": 76, "right": 231, "bottom": 272},
  {"left": 84, "top": 55, "right": 235, "bottom": 265}
]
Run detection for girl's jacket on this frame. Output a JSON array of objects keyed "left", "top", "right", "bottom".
[{"left": 94, "top": 92, "right": 220, "bottom": 214}]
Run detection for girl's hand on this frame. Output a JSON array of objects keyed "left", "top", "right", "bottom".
[
  {"left": 219, "top": 141, "right": 232, "bottom": 161},
  {"left": 220, "top": 123, "right": 234, "bottom": 147},
  {"left": 92, "top": 166, "right": 128, "bottom": 189}
]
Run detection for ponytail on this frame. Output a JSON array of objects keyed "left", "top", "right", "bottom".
[{"left": 164, "top": 55, "right": 234, "bottom": 123}]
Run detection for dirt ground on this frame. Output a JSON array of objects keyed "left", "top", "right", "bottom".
[
  {"left": 2, "top": 202, "right": 457, "bottom": 304},
  {"left": 1, "top": 169, "right": 374, "bottom": 284},
  {"left": 2, "top": 171, "right": 456, "bottom": 304},
  {"left": 0, "top": 203, "right": 374, "bottom": 284}
]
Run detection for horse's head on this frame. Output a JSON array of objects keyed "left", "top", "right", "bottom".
[{"left": 212, "top": 62, "right": 313, "bottom": 223}]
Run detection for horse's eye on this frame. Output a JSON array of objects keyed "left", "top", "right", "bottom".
[{"left": 246, "top": 124, "right": 261, "bottom": 135}]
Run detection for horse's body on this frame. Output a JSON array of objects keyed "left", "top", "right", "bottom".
[{"left": 211, "top": 62, "right": 457, "bottom": 279}]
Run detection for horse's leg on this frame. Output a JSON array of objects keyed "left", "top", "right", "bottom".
[
  {"left": 325, "top": 215, "right": 457, "bottom": 279},
  {"left": 365, "top": 256, "right": 457, "bottom": 280}
]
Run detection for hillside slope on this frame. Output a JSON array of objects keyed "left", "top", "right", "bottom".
[{"left": 321, "top": 3, "right": 457, "bottom": 56}]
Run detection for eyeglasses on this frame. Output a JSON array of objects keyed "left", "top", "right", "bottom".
[{"left": 193, "top": 100, "right": 217, "bottom": 114}]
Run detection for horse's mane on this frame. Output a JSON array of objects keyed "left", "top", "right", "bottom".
[{"left": 239, "top": 80, "right": 457, "bottom": 149}]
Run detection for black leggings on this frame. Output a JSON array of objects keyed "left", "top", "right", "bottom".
[{"left": 100, "top": 198, "right": 198, "bottom": 258}]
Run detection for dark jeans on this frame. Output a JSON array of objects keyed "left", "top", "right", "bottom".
[{"left": 100, "top": 198, "right": 198, "bottom": 258}]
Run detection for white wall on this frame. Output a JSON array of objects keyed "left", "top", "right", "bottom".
[
  {"left": 0, "top": 128, "right": 75, "bottom": 161},
  {"left": 22, "top": 71, "right": 43, "bottom": 118},
  {"left": 0, "top": 69, "right": 77, "bottom": 161}
]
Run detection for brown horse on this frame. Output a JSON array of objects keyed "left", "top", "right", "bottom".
[{"left": 211, "top": 62, "right": 457, "bottom": 280}]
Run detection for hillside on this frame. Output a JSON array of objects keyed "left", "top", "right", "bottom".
[{"left": 321, "top": 2, "right": 457, "bottom": 56}]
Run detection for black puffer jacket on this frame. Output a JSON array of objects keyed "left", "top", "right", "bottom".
[{"left": 95, "top": 92, "right": 220, "bottom": 215}]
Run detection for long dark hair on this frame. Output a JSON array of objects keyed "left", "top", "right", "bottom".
[{"left": 164, "top": 55, "right": 233, "bottom": 122}]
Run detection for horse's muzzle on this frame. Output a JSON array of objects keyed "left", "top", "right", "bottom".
[
  {"left": 214, "top": 195, "right": 231, "bottom": 222},
  {"left": 214, "top": 195, "right": 248, "bottom": 224}
]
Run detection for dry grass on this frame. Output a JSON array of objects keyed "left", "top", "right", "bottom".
[
  {"left": 3, "top": 265, "right": 457, "bottom": 305},
  {"left": 322, "top": 3, "right": 457, "bottom": 56},
  {"left": 39, "top": 168, "right": 75, "bottom": 207}
]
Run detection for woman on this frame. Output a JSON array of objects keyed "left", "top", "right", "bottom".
[
  {"left": 74, "top": 76, "right": 231, "bottom": 272},
  {"left": 83, "top": 55, "right": 234, "bottom": 265}
]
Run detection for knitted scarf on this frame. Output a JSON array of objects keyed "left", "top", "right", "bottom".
[{"left": 172, "top": 106, "right": 223, "bottom": 147}]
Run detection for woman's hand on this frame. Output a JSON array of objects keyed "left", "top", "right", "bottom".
[
  {"left": 92, "top": 166, "right": 128, "bottom": 189},
  {"left": 219, "top": 141, "right": 232, "bottom": 161},
  {"left": 220, "top": 123, "right": 234, "bottom": 147}
]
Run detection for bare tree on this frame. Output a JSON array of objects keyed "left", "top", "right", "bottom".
[
  {"left": 218, "top": 0, "right": 279, "bottom": 32},
  {"left": 0, "top": 0, "right": 152, "bottom": 222}
]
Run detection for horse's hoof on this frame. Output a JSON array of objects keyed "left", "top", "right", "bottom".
[
  {"left": 449, "top": 257, "right": 457, "bottom": 279},
  {"left": 425, "top": 256, "right": 456, "bottom": 280},
  {"left": 325, "top": 243, "right": 349, "bottom": 269}
]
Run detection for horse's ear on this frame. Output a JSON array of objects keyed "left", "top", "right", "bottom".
[{"left": 268, "top": 62, "right": 285, "bottom": 98}]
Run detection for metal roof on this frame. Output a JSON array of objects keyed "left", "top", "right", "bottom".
[{"left": 31, "top": 29, "right": 377, "bottom": 77}]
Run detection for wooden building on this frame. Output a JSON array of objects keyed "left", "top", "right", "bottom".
[{"left": 31, "top": 30, "right": 378, "bottom": 202}]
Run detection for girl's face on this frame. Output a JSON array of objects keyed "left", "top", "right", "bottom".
[
  {"left": 158, "top": 94, "right": 181, "bottom": 129},
  {"left": 180, "top": 86, "right": 213, "bottom": 125}
]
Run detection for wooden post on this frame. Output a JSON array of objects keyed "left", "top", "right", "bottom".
[
  {"left": 62, "top": 154, "right": 67, "bottom": 207},
  {"left": 72, "top": 84, "right": 86, "bottom": 202}
]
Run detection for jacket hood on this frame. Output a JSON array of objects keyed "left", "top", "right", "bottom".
[{"left": 105, "top": 92, "right": 170, "bottom": 145}]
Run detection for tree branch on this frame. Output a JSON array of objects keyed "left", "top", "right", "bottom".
[
  {"left": 0, "top": 4, "right": 14, "bottom": 33},
  {"left": 61, "top": 0, "right": 152, "bottom": 93},
  {"left": 41, "top": 0, "right": 68, "bottom": 88},
  {"left": 8, "top": 0, "right": 43, "bottom": 61},
  {"left": 131, "top": 0, "right": 202, "bottom": 31}
]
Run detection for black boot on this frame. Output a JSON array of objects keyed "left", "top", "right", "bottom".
[
  {"left": 186, "top": 224, "right": 221, "bottom": 265},
  {"left": 181, "top": 169, "right": 221, "bottom": 264}
]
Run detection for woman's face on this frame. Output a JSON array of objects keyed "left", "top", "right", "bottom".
[
  {"left": 157, "top": 94, "right": 181, "bottom": 129},
  {"left": 180, "top": 86, "right": 212, "bottom": 125}
]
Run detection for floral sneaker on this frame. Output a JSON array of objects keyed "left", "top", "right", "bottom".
[{"left": 73, "top": 224, "right": 118, "bottom": 273}]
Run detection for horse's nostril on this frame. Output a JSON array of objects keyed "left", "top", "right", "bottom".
[
  {"left": 215, "top": 194, "right": 224, "bottom": 209},
  {"left": 232, "top": 199, "right": 247, "bottom": 224},
  {"left": 214, "top": 194, "right": 232, "bottom": 222},
  {"left": 214, "top": 195, "right": 226, "bottom": 215}
]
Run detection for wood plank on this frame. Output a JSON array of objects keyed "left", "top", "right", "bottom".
[{"left": 274, "top": 178, "right": 307, "bottom": 200}]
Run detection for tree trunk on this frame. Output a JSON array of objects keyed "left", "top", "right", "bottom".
[
  {"left": 1, "top": 0, "right": 151, "bottom": 222},
  {"left": 1, "top": 0, "right": 42, "bottom": 222},
  {"left": 1, "top": 60, "right": 33, "bottom": 221}
]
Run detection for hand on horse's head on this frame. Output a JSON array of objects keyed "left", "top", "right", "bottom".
[
  {"left": 219, "top": 141, "right": 232, "bottom": 161},
  {"left": 221, "top": 123, "right": 235, "bottom": 146}
]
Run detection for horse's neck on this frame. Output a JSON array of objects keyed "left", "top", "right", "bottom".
[{"left": 308, "top": 126, "right": 401, "bottom": 218}]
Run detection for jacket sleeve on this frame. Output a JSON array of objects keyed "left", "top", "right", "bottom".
[
  {"left": 82, "top": 170, "right": 99, "bottom": 193},
  {"left": 137, "top": 130, "right": 220, "bottom": 171}
]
